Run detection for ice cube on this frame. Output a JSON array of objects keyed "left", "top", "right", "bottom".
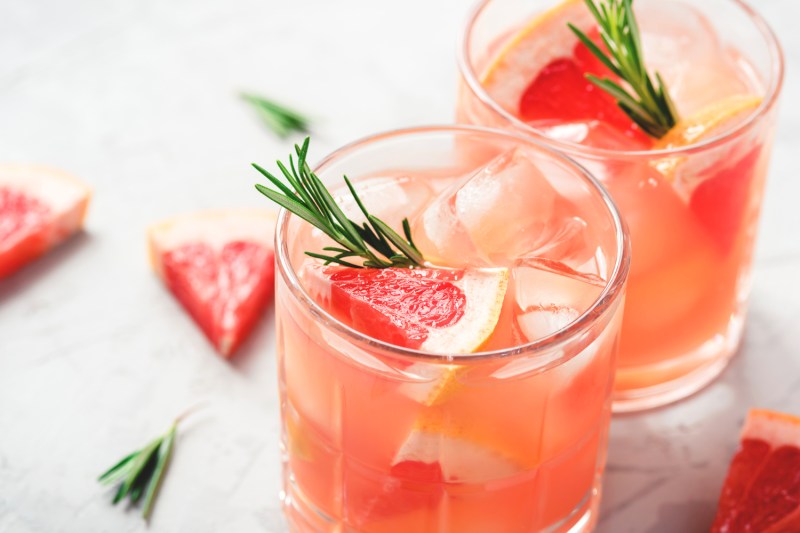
[
  {"left": 412, "top": 149, "right": 559, "bottom": 266},
  {"left": 639, "top": 2, "right": 756, "bottom": 116},
  {"left": 338, "top": 174, "right": 436, "bottom": 230},
  {"left": 532, "top": 119, "right": 650, "bottom": 152},
  {"left": 511, "top": 257, "right": 605, "bottom": 341}
]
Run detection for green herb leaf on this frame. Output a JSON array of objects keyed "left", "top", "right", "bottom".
[
  {"left": 569, "top": 0, "right": 680, "bottom": 138},
  {"left": 242, "top": 93, "right": 310, "bottom": 139},
  {"left": 254, "top": 138, "right": 425, "bottom": 268},
  {"left": 99, "top": 420, "right": 179, "bottom": 521}
]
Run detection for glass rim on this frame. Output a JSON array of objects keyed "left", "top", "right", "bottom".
[
  {"left": 275, "top": 124, "right": 631, "bottom": 364},
  {"left": 457, "top": 0, "right": 785, "bottom": 159}
]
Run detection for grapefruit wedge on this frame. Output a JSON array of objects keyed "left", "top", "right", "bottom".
[
  {"left": 654, "top": 95, "right": 762, "bottom": 152},
  {"left": 148, "top": 209, "right": 276, "bottom": 358},
  {"left": 481, "top": 0, "right": 649, "bottom": 144},
  {"left": 0, "top": 164, "right": 90, "bottom": 279},
  {"left": 652, "top": 95, "right": 764, "bottom": 252},
  {"left": 712, "top": 409, "right": 800, "bottom": 533},
  {"left": 302, "top": 264, "right": 508, "bottom": 353}
]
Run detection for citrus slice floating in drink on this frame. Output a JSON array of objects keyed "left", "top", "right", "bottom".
[
  {"left": 148, "top": 209, "right": 276, "bottom": 357},
  {"left": 302, "top": 264, "right": 508, "bottom": 353},
  {"left": 481, "top": 0, "right": 649, "bottom": 144},
  {"left": 654, "top": 95, "right": 763, "bottom": 152},
  {"left": 0, "top": 164, "right": 90, "bottom": 279},
  {"left": 712, "top": 409, "right": 800, "bottom": 532},
  {"left": 652, "top": 95, "right": 764, "bottom": 252}
]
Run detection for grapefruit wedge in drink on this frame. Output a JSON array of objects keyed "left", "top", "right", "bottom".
[
  {"left": 148, "top": 209, "right": 276, "bottom": 358},
  {"left": 0, "top": 164, "right": 90, "bottom": 279},
  {"left": 458, "top": 0, "right": 782, "bottom": 409},
  {"left": 712, "top": 409, "right": 800, "bottom": 532}
]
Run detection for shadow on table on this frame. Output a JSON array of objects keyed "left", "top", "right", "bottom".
[
  {"left": 642, "top": 500, "right": 716, "bottom": 533},
  {"left": 0, "top": 231, "right": 91, "bottom": 305}
]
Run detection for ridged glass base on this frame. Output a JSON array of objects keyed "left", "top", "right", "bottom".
[{"left": 281, "top": 473, "right": 602, "bottom": 533}]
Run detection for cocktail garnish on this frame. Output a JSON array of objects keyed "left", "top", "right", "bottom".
[
  {"left": 253, "top": 137, "right": 425, "bottom": 268},
  {"left": 98, "top": 417, "right": 181, "bottom": 520},
  {"left": 568, "top": 0, "right": 680, "bottom": 139},
  {"left": 241, "top": 92, "right": 310, "bottom": 139}
]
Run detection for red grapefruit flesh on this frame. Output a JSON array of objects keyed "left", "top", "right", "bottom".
[
  {"left": 302, "top": 264, "right": 508, "bottom": 353},
  {"left": 519, "top": 29, "right": 648, "bottom": 144},
  {"left": 652, "top": 95, "right": 764, "bottom": 253},
  {"left": 688, "top": 146, "right": 762, "bottom": 253},
  {"left": 0, "top": 165, "right": 90, "bottom": 279},
  {"left": 482, "top": 0, "right": 650, "bottom": 145},
  {"left": 712, "top": 409, "right": 800, "bottom": 532},
  {"left": 148, "top": 210, "right": 276, "bottom": 358}
]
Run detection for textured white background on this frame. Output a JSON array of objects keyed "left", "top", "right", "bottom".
[{"left": 0, "top": 0, "right": 798, "bottom": 532}]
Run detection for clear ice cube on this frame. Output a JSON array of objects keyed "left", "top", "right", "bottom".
[
  {"left": 511, "top": 257, "right": 605, "bottom": 341},
  {"left": 338, "top": 174, "right": 436, "bottom": 230},
  {"left": 412, "top": 149, "right": 559, "bottom": 267},
  {"left": 639, "top": 2, "right": 757, "bottom": 116}
]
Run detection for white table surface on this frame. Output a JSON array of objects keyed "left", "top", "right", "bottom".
[{"left": 1, "top": 1, "right": 799, "bottom": 532}]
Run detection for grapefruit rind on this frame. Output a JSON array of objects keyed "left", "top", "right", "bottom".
[
  {"left": 652, "top": 95, "right": 763, "bottom": 181},
  {"left": 420, "top": 268, "right": 509, "bottom": 354},
  {"left": 0, "top": 164, "right": 91, "bottom": 247},
  {"left": 148, "top": 209, "right": 277, "bottom": 277},
  {"left": 742, "top": 408, "right": 800, "bottom": 449},
  {"left": 655, "top": 95, "right": 763, "bottom": 150},
  {"left": 481, "top": 0, "right": 593, "bottom": 112}
]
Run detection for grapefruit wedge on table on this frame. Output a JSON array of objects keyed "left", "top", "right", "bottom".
[
  {"left": 0, "top": 164, "right": 90, "bottom": 279},
  {"left": 148, "top": 210, "right": 276, "bottom": 358},
  {"left": 712, "top": 409, "right": 800, "bottom": 532}
]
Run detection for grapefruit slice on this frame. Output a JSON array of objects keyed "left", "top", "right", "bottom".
[
  {"left": 652, "top": 95, "right": 764, "bottom": 252},
  {"left": 148, "top": 209, "right": 276, "bottom": 358},
  {"left": 712, "top": 409, "right": 800, "bottom": 532},
  {"left": 302, "top": 264, "right": 508, "bottom": 353},
  {"left": 481, "top": 0, "right": 649, "bottom": 144},
  {"left": 654, "top": 95, "right": 763, "bottom": 152},
  {"left": 0, "top": 164, "right": 90, "bottom": 279}
]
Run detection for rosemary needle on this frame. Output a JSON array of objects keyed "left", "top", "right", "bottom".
[
  {"left": 568, "top": 0, "right": 680, "bottom": 138},
  {"left": 241, "top": 92, "right": 311, "bottom": 139},
  {"left": 98, "top": 419, "right": 179, "bottom": 520},
  {"left": 253, "top": 137, "right": 424, "bottom": 268}
]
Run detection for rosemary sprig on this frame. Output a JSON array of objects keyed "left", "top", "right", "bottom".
[
  {"left": 568, "top": 0, "right": 680, "bottom": 138},
  {"left": 241, "top": 92, "right": 310, "bottom": 139},
  {"left": 253, "top": 137, "right": 425, "bottom": 268},
  {"left": 98, "top": 420, "right": 178, "bottom": 520}
]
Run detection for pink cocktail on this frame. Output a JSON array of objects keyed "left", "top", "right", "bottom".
[
  {"left": 457, "top": 0, "right": 784, "bottom": 410},
  {"left": 273, "top": 127, "right": 629, "bottom": 532}
]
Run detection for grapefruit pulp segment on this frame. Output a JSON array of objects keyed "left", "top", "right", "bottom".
[
  {"left": 301, "top": 264, "right": 508, "bottom": 354},
  {"left": 481, "top": 0, "right": 649, "bottom": 143},
  {"left": 712, "top": 409, "right": 800, "bottom": 533},
  {"left": 0, "top": 164, "right": 90, "bottom": 279},
  {"left": 148, "top": 209, "right": 277, "bottom": 357},
  {"left": 481, "top": 0, "right": 594, "bottom": 112}
]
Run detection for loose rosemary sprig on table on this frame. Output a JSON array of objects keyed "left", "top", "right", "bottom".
[
  {"left": 253, "top": 137, "right": 425, "bottom": 268},
  {"left": 98, "top": 419, "right": 178, "bottom": 520},
  {"left": 241, "top": 92, "right": 310, "bottom": 139},
  {"left": 568, "top": 0, "right": 680, "bottom": 138}
]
